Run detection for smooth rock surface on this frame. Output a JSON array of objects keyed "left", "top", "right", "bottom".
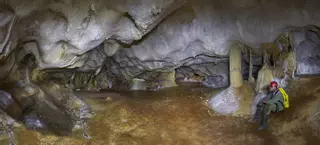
[
  {"left": 209, "top": 87, "right": 240, "bottom": 114},
  {"left": 293, "top": 28, "right": 320, "bottom": 76},
  {"left": 1, "top": 0, "right": 320, "bottom": 82},
  {"left": 106, "top": 0, "right": 320, "bottom": 80}
]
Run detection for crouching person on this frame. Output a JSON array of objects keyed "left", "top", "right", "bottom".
[{"left": 251, "top": 81, "right": 285, "bottom": 130}]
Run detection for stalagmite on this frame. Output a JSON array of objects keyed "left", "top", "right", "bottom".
[
  {"left": 255, "top": 50, "right": 274, "bottom": 92},
  {"left": 229, "top": 45, "right": 243, "bottom": 88}
]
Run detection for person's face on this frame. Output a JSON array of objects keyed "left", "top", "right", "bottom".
[{"left": 269, "top": 86, "right": 276, "bottom": 91}]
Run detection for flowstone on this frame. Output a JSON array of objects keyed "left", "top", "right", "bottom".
[
  {"left": 209, "top": 84, "right": 254, "bottom": 116},
  {"left": 209, "top": 87, "right": 240, "bottom": 115}
]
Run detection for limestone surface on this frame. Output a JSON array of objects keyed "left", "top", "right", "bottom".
[{"left": 1, "top": 0, "right": 320, "bottom": 81}]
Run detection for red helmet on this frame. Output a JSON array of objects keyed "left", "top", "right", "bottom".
[{"left": 269, "top": 81, "right": 278, "bottom": 88}]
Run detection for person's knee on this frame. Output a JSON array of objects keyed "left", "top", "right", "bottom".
[{"left": 263, "top": 106, "right": 271, "bottom": 113}]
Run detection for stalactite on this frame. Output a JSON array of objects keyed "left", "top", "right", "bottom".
[{"left": 248, "top": 49, "right": 255, "bottom": 83}]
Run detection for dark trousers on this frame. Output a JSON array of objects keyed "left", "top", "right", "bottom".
[{"left": 253, "top": 103, "right": 273, "bottom": 128}]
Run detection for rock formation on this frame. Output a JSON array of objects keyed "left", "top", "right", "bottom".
[{"left": 1, "top": 0, "right": 320, "bottom": 144}]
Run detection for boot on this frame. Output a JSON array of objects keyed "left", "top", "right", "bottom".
[
  {"left": 249, "top": 112, "right": 259, "bottom": 123},
  {"left": 258, "top": 113, "right": 268, "bottom": 130}
]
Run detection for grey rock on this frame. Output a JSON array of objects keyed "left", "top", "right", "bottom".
[
  {"left": 0, "top": 0, "right": 182, "bottom": 72},
  {"left": 23, "top": 114, "right": 47, "bottom": 130},
  {"left": 209, "top": 87, "right": 239, "bottom": 115},
  {"left": 1, "top": 0, "right": 320, "bottom": 82},
  {"left": 294, "top": 29, "right": 320, "bottom": 76},
  {"left": 77, "top": 44, "right": 107, "bottom": 72},
  {"left": 292, "top": 32, "right": 306, "bottom": 49},
  {"left": 202, "top": 75, "right": 226, "bottom": 88},
  {"left": 306, "top": 31, "right": 320, "bottom": 43},
  {"left": 0, "top": 90, "right": 13, "bottom": 110},
  {"left": 0, "top": 110, "right": 17, "bottom": 145},
  {"left": 105, "top": 0, "right": 320, "bottom": 81}
]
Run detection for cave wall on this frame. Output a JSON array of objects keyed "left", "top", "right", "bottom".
[
  {"left": 0, "top": 0, "right": 185, "bottom": 71},
  {"left": 0, "top": 0, "right": 320, "bottom": 94},
  {"left": 105, "top": 0, "right": 320, "bottom": 81},
  {"left": 1, "top": 0, "right": 320, "bottom": 82},
  {"left": 0, "top": 0, "right": 320, "bottom": 95},
  {"left": 293, "top": 27, "right": 320, "bottom": 76},
  {"left": 1, "top": 0, "right": 320, "bottom": 142}
]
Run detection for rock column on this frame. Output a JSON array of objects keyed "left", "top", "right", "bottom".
[{"left": 229, "top": 46, "right": 243, "bottom": 88}]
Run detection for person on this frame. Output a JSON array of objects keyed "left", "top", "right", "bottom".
[{"left": 251, "top": 81, "right": 285, "bottom": 130}]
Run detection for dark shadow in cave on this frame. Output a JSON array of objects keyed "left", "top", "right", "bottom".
[
  {"left": 241, "top": 52, "right": 263, "bottom": 81},
  {"left": 2, "top": 54, "right": 74, "bottom": 136}
]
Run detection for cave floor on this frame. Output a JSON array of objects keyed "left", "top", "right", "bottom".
[{"left": 13, "top": 85, "right": 318, "bottom": 145}]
